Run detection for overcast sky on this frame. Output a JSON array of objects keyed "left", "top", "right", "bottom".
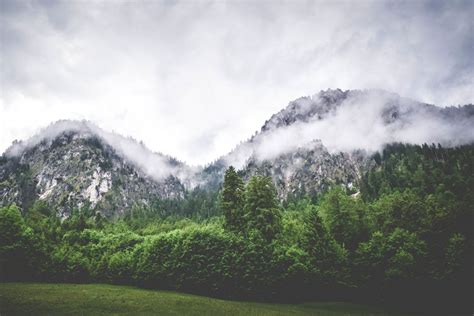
[{"left": 1, "top": 0, "right": 473, "bottom": 165}]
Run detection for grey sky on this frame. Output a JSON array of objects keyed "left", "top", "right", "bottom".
[{"left": 1, "top": 0, "right": 473, "bottom": 165}]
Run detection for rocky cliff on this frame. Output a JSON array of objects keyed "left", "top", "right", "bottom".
[{"left": 2, "top": 89, "right": 473, "bottom": 217}]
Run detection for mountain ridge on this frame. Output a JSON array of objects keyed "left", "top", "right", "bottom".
[{"left": 2, "top": 89, "right": 474, "bottom": 217}]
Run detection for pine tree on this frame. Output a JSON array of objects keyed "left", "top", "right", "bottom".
[
  {"left": 302, "top": 206, "right": 348, "bottom": 283},
  {"left": 221, "top": 166, "right": 245, "bottom": 232},
  {"left": 244, "top": 176, "right": 281, "bottom": 241}
]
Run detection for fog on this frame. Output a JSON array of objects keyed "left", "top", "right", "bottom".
[
  {"left": 4, "top": 88, "right": 474, "bottom": 183},
  {"left": 5, "top": 120, "right": 198, "bottom": 183},
  {"left": 1, "top": 0, "right": 473, "bottom": 165},
  {"left": 225, "top": 90, "right": 474, "bottom": 168}
]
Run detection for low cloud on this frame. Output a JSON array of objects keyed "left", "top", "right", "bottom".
[
  {"left": 5, "top": 120, "right": 199, "bottom": 183},
  {"left": 5, "top": 89, "right": 474, "bottom": 185},
  {"left": 1, "top": 0, "right": 473, "bottom": 165},
  {"left": 225, "top": 90, "right": 474, "bottom": 168}
]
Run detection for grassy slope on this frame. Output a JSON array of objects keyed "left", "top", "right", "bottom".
[{"left": 0, "top": 283, "right": 394, "bottom": 316}]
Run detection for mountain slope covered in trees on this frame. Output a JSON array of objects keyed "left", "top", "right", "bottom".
[
  {"left": 1, "top": 89, "right": 473, "bottom": 313},
  {"left": 1, "top": 89, "right": 473, "bottom": 219},
  {"left": 1, "top": 143, "right": 473, "bottom": 313}
]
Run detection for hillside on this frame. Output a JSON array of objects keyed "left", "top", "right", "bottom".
[
  {"left": 221, "top": 89, "right": 474, "bottom": 199},
  {"left": 0, "top": 121, "right": 190, "bottom": 218},
  {"left": 1, "top": 89, "right": 473, "bottom": 218},
  {"left": 1, "top": 143, "right": 472, "bottom": 313}
]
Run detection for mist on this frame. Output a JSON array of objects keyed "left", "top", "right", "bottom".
[
  {"left": 225, "top": 90, "right": 474, "bottom": 168},
  {"left": 1, "top": 0, "right": 473, "bottom": 165},
  {"left": 4, "top": 88, "right": 473, "bottom": 185},
  {"left": 5, "top": 120, "right": 199, "bottom": 183}
]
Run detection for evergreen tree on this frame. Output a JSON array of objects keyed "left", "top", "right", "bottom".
[
  {"left": 244, "top": 176, "right": 281, "bottom": 241},
  {"left": 221, "top": 166, "right": 245, "bottom": 232},
  {"left": 319, "top": 187, "right": 366, "bottom": 250},
  {"left": 0, "top": 204, "right": 35, "bottom": 280},
  {"left": 302, "top": 206, "right": 348, "bottom": 285}
]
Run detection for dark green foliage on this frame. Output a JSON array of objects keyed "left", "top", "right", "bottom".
[
  {"left": 354, "top": 229, "right": 427, "bottom": 285},
  {"left": 368, "top": 190, "right": 426, "bottom": 234},
  {"left": 221, "top": 166, "right": 245, "bottom": 232},
  {"left": 123, "top": 187, "right": 221, "bottom": 222},
  {"left": 318, "top": 187, "right": 368, "bottom": 251},
  {"left": 244, "top": 176, "right": 282, "bottom": 241},
  {"left": 0, "top": 143, "right": 472, "bottom": 313},
  {"left": 361, "top": 143, "right": 474, "bottom": 202},
  {"left": 301, "top": 207, "right": 348, "bottom": 288},
  {"left": 0, "top": 204, "right": 28, "bottom": 248},
  {"left": 0, "top": 204, "right": 36, "bottom": 280},
  {"left": 353, "top": 228, "right": 428, "bottom": 308}
]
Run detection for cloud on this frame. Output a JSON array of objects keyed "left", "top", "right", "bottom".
[
  {"left": 1, "top": 0, "right": 473, "bottom": 165},
  {"left": 225, "top": 90, "right": 474, "bottom": 168},
  {"left": 5, "top": 120, "right": 199, "bottom": 183},
  {"left": 5, "top": 91, "right": 473, "bottom": 185}
]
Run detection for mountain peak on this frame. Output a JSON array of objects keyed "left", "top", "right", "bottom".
[
  {"left": 261, "top": 89, "right": 350, "bottom": 132},
  {"left": 1, "top": 119, "right": 191, "bottom": 218},
  {"left": 4, "top": 119, "right": 197, "bottom": 183},
  {"left": 2, "top": 89, "right": 474, "bottom": 217},
  {"left": 5, "top": 120, "right": 99, "bottom": 158}
]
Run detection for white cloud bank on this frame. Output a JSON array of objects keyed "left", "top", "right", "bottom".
[
  {"left": 1, "top": 0, "right": 473, "bottom": 165},
  {"left": 5, "top": 120, "right": 198, "bottom": 183},
  {"left": 225, "top": 90, "right": 474, "bottom": 168},
  {"left": 4, "top": 90, "right": 473, "bottom": 183}
]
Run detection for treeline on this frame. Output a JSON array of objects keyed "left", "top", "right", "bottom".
[
  {"left": 123, "top": 187, "right": 221, "bottom": 221},
  {"left": 0, "top": 143, "right": 472, "bottom": 313}
]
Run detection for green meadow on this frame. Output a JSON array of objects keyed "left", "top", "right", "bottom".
[{"left": 0, "top": 283, "right": 393, "bottom": 316}]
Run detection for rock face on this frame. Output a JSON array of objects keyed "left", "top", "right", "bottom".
[
  {"left": 1, "top": 89, "right": 473, "bottom": 217},
  {"left": 0, "top": 128, "right": 186, "bottom": 218},
  {"left": 260, "top": 89, "right": 349, "bottom": 132},
  {"left": 220, "top": 89, "right": 474, "bottom": 200},
  {"left": 240, "top": 142, "right": 367, "bottom": 199}
]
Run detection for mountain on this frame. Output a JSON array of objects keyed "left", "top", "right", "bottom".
[
  {"left": 214, "top": 89, "right": 474, "bottom": 199},
  {"left": 1, "top": 89, "right": 473, "bottom": 217},
  {"left": 0, "top": 121, "right": 193, "bottom": 218}
]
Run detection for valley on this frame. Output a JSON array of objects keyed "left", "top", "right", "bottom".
[{"left": 1, "top": 90, "right": 473, "bottom": 314}]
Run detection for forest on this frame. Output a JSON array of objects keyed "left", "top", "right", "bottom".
[{"left": 1, "top": 143, "right": 472, "bottom": 313}]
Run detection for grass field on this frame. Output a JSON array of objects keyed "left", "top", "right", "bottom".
[{"left": 0, "top": 283, "right": 394, "bottom": 315}]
